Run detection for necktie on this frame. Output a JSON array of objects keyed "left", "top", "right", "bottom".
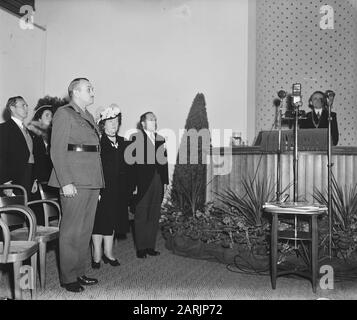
[
  {"left": 149, "top": 132, "right": 155, "bottom": 144},
  {"left": 21, "top": 124, "right": 34, "bottom": 164}
]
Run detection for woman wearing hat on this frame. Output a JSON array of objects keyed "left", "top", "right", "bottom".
[
  {"left": 91, "top": 104, "right": 130, "bottom": 268},
  {"left": 28, "top": 104, "right": 54, "bottom": 183},
  {"left": 27, "top": 104, "right": 55, "bottom": 225}
]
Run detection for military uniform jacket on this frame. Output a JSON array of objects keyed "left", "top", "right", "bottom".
[{"left": 48, "top": 102, "right": 104, "bottom": 189}]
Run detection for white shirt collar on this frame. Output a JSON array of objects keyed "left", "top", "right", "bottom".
[
  {"left": 144, "top": 129, "right": 155, "bottom": 141},
  {"left": 11, "top": 116, "right": 24, "bottom": 129}
]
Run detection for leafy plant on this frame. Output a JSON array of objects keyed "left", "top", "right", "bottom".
[
  {"left": 313, "top": 175, "right": 357, "bottom": 259},
  {"left": 171, "top": 169, "right": 212, "bottom": 216},
  {"left": 215, "top": 176, "right": 276, "bottom": 228},
  {"left": 314, "top": 175, "right": 357, "bottom": 233},
  {"left": 171, "top": 93, "right": 209, "bottom": 215}
]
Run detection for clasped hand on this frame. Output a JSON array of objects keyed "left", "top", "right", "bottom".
[{"left": 61, "top": 184, "right": 78, "bottom": 197}]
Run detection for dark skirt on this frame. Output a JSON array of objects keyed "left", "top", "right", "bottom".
[{"left": 92, "top": 180, "right": 129, "bottom": 236}]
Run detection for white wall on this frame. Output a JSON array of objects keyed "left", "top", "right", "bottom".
[
  {"left": 35, "top": 0, "right": 251, "bottom": 147},
  {"left": 0, "top": 8, "right": 46, "bottom": 122},
  {"left": 0, "top": 0, "right": 255, "bottom": 180}
]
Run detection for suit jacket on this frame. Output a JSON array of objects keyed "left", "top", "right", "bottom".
[
  {"left": 0, "top": 119, "right": 34, "bottom": 184},
  {"left": 48, "top": 103, "right": 104, "bottom": 189},
  {"left": 128, "top": 129, "right": 169, "bottom": 202},
  {"left": 299, "top": 109, "right": 339, "bottom": 146}
]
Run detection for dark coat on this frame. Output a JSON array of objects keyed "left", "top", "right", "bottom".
[
  {"left": 299, "top": 109, "right": 339, "bottom": 146},
  {"left": 0, "top": 118, "right": 34, "bottom": 184},
  {"left": 30, "top": 132, "right": 52, "bottom": 183},
  {"left": 93, "top": 134, "right": 130, "bottom": 234},
  {"left": 128, "top": 129, "right": 169, "bottom": 203}
]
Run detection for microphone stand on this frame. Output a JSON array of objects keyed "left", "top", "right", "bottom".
[
  {"left": 276, "top": 100, "right": 283, "bottom": 202},
  {"left": 293, "top": 101, "right": 302, "bottom": 202},
  {"left": 327, "top": 94, "right": 334, "bottom": 259}
]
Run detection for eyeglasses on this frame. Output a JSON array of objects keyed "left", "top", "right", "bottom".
[{"left": 87, "top": 87, "right": 94, "bottom": 94}]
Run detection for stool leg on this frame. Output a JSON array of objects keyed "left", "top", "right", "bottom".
[
  {"left": 271, "top": 214, "right": 278, "bottom": 289},
  {"left": 39, "top": 242, "right": 47, "bottom": 289},
  {"left": 13, "top": 261, "right": 22, "bottom": 300},
  {"left": 311, "top": 216, "right": 318, "bottom": 293}
]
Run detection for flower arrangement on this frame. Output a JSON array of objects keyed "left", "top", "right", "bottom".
[
  {"left": 160, "top": 174, "right": 357, "bottom": 269},
  {"left": 160, "top": 184, "right": 271, "bottom": 258},
  {"left": 161, "top": 176, "right": 276, "bottom": 256}
]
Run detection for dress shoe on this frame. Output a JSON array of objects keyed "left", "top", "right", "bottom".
[
  {"left": 91, "top": 260, "right": 101, "bottom": 269},
  {"left": 136, "top": 250, "right": 147, "bottom": 259},
  {"left": 61, "top": 281, "right": 84, "bottom": 293},
  {"left": 102, "top": 255, "right": 120, "bottom": 266},
  {"left": 77, "top": 275, "right": 98, "bottom": 286},
  {"left": 146, "top": 249, "right": 160, "bottom": 256}
]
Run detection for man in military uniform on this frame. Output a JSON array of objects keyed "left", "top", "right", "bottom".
[{"left": 48, "top": 78, "right": 104, "bottom": 292}]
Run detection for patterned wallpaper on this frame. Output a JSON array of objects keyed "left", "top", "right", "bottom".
[{"left": 256, "top": 0, "right": 357, "bottom": 146}]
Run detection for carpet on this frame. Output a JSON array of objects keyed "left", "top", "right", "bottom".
[{"left": 1, "top": 232, "right": 357, "bottom": 300}]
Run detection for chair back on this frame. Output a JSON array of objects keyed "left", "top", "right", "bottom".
[
  {"left": 0, "top": 205, "right": 36, "bottom": 241},
  {"left": 0, "top": 185, "right": 27, "bottom": 227},
  {"left": 38, "top": 183, "right": 60, "bottom": 226},
  {"left": 0, "top": 217, "right": 10, "bottom": 263}
]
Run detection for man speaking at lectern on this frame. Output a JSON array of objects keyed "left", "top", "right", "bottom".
[{"left": 299, "top": 90, "right": 339, "bottom": 146}]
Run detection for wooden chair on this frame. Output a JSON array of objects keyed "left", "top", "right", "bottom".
[
  {"left": 0, "top": 206, "right": 38, "bottom": 300},
  {"left": 38, "top": 182, "right": 61, "bottom": 227},
  {"left": 0, "top": 184, "right": 61, "bottom": 290}
]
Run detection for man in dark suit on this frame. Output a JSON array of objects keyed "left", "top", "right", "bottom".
[
  {"left": 0, "top": 96, "right": 37, "bottom": 195},
  {"left": 127, "top": 112, "right": 169, "bottom": 258},
  {"left": 299, "top": 90, "right": 339, "bottom": 146},
  {"left": 48, "top": 78, "right": 104, "bottom": 292}
]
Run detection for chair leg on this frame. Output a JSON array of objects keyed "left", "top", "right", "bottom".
[
  {"left": 271, "top": 214, "right": 278, "bottom": 290},
  {"left": 13, "top": 261, "right": 22, "bottom": 300},
  {"left": 39, "top": 242, "right": 47, "bottom": 290},
  {"left": 31, "top": 253, "right": 37, "bottom": 299}
]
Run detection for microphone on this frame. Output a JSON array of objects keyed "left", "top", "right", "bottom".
[
  {"left": 278, "top": 90, "right": 287, "bottom": 99},
  {"left": 325, "top": 90, "right": 335, "bottom": 98},
  {"left": 273, "top": 98, "right": 281, "bottom": 107},
  {"left": 293, "top": 101, "right": 303, "bottom": 108}
]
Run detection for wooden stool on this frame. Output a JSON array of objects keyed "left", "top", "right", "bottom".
[{"left": 264, "top": 204, "right": 326, "bottom": 293}]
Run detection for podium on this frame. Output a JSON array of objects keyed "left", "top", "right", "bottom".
[{"left": 254, "top": 129, "right": 328, "bottom": 152}]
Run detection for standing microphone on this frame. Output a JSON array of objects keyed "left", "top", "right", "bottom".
[
  {"left": 278, "top": 90, "right": 287, "bottom": 99},
  {"left": 325, "top": 90, "right": 335, "bottom": 98},
  {"left": 273, "top": 98, "right": 281, "bottom": 107},
  {"left": 325, "top": 90, "right": 335, "bottom": 108}
]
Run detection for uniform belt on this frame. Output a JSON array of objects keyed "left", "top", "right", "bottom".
[{"left": 68, "top": 144, "right": 100, "bottom": 152}]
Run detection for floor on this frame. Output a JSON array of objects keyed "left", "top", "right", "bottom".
[{"left": 1, "top": 233, "right": 357, "bottom": 300}]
